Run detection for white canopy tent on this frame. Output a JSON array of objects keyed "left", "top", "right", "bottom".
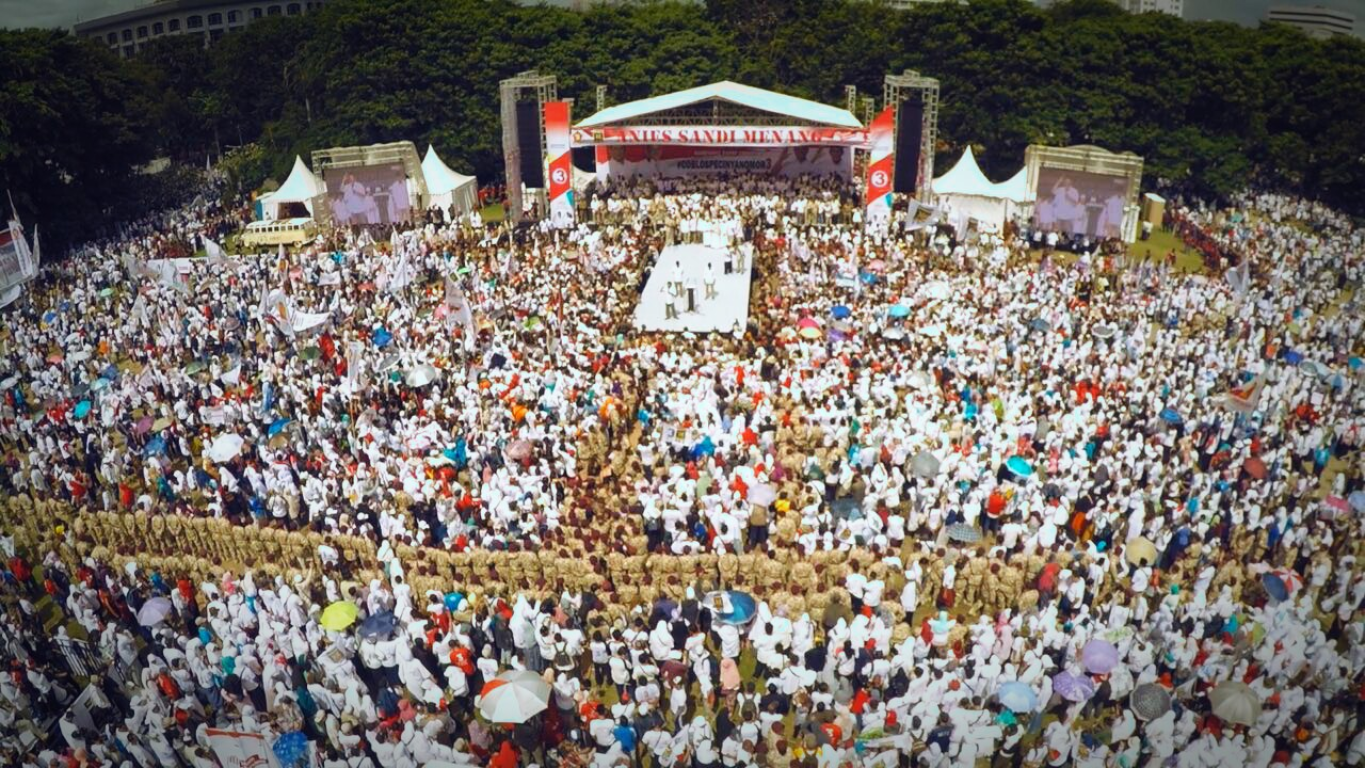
[
  {"left": 421, "top": 146, "right": 479, "bottom": 220},
  {"left": 258, "top": 156, "right": 326, "bottom": 222},
  {"left": 932, "top": 146, "right": 1026, "bottom": 233},
  {"left": 576, "top": 80, "right": 863, "bottom": 130}
]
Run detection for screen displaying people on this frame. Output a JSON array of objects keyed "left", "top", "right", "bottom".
[
  {"left": 1031, "top": 167, "right": 1129, "bottom": 240},
  {"left": 323, "top": 164, "right": 412, "bottom": 226}
]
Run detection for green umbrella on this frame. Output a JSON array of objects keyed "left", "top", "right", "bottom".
[
  {"left": 99, "top": 287, "right": 115, "bottom": 298},
  {"left": 184, "top": 360, "right": 206, "bottom": 375},
  {"left": 299, "top": 346, "right": 322, "bottom": 361}
]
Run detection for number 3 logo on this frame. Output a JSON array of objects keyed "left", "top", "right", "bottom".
[
  {"left": 871, "top": 170, "right": 888, "bottom": 188},
  {"left": 552, "top": 168, "right": 568, "bottom": 185}
]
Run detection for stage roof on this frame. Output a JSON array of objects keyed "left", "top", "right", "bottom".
[{"left": 576, "top": 81, "right": 863, "bottom": 129}]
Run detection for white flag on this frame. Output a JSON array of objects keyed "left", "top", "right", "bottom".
[
  {"left": 221, "top": 365, "right": 241, "bottom": 386},
  {"left": 204, "top": 238, "right": 228, "bottom": 265}
]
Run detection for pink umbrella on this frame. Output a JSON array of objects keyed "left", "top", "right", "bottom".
[
  {"left": 796, "top": 317, "right": 820, "bottom": 330},
  {"left": 133, "top": 415, "right": 154, "bottom": 435},
  {"left": 867, "top": 259, "right": 887, "bottom": 274}
]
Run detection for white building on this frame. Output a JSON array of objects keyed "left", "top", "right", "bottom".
[
  {"left": 1117, "top": 0, "right": 1184, "bottom": 17},
  {"left": 1264, "top": 5, "right": 1358, "bottom": 38},
  {"left": 74, "top": 0, "right": 328, "bottom": 58}
]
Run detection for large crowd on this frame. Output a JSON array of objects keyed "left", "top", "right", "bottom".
[{"left": 0, "top": 168, "right": 1363, "bottom": 768}]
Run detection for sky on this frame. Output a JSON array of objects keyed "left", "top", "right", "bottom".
[
  {"left": 0, "top": 0, "right": 145, "bottom": 29},
  {"left": 2, "top": 0, "right": 1363, "bottom": 30}
]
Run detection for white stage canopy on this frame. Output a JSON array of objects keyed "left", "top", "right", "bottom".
[
  {"left": 932, "top": 146, "right": 1027, "bottom": 232},
  {"left": 421, "top": 146, "right": 479, "bottom": 220},
  {"left": 258, "top": 156, "right": 325, "bottom": 222},
  {"left": 572, "top": 81, "right": 865, "bottom": 148}
]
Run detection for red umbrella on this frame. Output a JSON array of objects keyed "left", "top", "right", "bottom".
[{"left": 1243, "top": 457, "right": 1267, "bottom": 480}]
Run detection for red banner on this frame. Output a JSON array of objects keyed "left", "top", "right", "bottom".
[{"left": 572, "top": 125, "right": 869, "bottom": 148}]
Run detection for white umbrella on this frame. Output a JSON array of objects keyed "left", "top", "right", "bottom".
[
  {"left": 748, "top": 483, "right": 777, "bottom": 506},
  {"left": 137, "top": 597, "right": 174, "bottom": 626},
  {"left": 922, "top": 281, "right": 951, "bottom": 300},
  {"left": 205, "top": 434, "right": 245, "bottom": 463},
  {"left": 478, "top": 671, "right": 550, "bottom": 723},
  {"left": 405, "top": 364, "right": 440, "bottom": 388},
  {"left": 1210, "top": 681, "right": 1262, "bottom": 726}
]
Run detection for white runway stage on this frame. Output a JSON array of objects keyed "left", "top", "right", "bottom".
[{"left": 634, "top": 243, "right": 752, "bottom": 333}]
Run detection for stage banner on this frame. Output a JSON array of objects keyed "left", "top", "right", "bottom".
[
  {"left": 544, "top": 101, "right": 575, "bottom": 229},
  {"left": 599, "top": 146, "right": 852, "bottom": 181},
  {"left": 572, "top": 126, "right": 869, "bottom": 148},
  {"left": 207, "top": 728, "right": 280, "bottom": 768},
  {"left": 864, "top": 107, "right": 895, "bottom": 234}
]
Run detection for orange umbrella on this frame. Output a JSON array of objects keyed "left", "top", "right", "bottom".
[{"left": 1243, "top": 457, "right": 1267, "bottom": 480}]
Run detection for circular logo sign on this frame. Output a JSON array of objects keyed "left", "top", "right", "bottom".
[
  {"left": 870, "top": 170, "right": 889, "bottom": 189},
  {"left": 551, "top": 168, "right": 569, "bottom": 185}
]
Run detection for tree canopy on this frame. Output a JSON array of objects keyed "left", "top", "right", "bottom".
[{"left": 2, "top": 0, "right": 1363, "bottom": 251}]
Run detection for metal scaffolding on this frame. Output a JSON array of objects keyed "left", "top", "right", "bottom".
[
  {"left": 500, "top": 70, "right": 557, "bottom": 224},
  {"left": 883, "top": 70, "right": 940, "bottom": 201}
]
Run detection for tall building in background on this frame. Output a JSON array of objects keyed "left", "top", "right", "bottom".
[
  {"left": 1118, "top": 0, "right": 1184, "bottom": 17},
  {"left": 1264, "top": 5, "right": 1358, "bottom": 38},
  {"left": 74, "top": 0, "right": 328, "bottom": 58}
]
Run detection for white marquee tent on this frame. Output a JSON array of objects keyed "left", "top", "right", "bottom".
[
  {"left": 932, "top": 146, "right": 1029, "bottom": 233},
  {"left": 258, "top": 156, "right": 326, "bottom": 222},
  {"left": 421, "top": 146, "right": 479, "bottom": 220}
]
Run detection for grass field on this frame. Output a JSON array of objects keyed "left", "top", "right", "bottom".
[{"left": 480, "top": 203, "right": 506, "bottom": 223}]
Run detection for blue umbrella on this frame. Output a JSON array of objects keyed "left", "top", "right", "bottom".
[
  {"left": 1284, "top": 349, "right": 1303, "bottom": 365},
  {"left": 267, "top": 418, "right": 292, "bottom": 438},
  {"left": 1261, "top": 573, "right": 1288, "bottom": 603},
  {"left": 73, "top": 400, "right": 92, "bottom": 419},
  {"left": 272, "top": 731, "right": 309, "bottom": 768},
  {"left": 1005, "top": 456, "right": 1034, "bottom": 478},
  {"left": 1052, "top": 671, "right": 1096, "bottom": 703},
  {"left": 1349, "top": 357, "right": 1361, "bottom": 371},
  {"left": 143, "top": 436, "right": 167, "bottom": 457},
  {"left": 713, "top": 591, "right": 757, "bottom": 626},
  {"left": 888, "top": 304, "right": 910, "bottom": 319},
  {"left": 358, "top": 610, "right": 397, "bottom": 641},
  {"left": 372, "top": 327, "right": 393, "bottom": 348},
  {"left": 1349, "top": 490, "right": 1365, "bottom": 513},
  {"left": 831, "top": 305, "right": 852, "bottom": 320},
  {"left": 998, "top": 681, "right": 1039, "bottom": 712},
  {"left": 1159, "top": 408, "right": 1182, "bottom": 425},
  {"left": 831, "top": 497, "right": 861, "bottom": 520},
  {"left": 443, "top": 592, "right": 465, "bottom": 612}
]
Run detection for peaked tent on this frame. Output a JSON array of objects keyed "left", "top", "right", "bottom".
[
  {"left": 421, "top": 146, "right": 479, "bottom": 221},
  {"left": 996, "top": 167, "right": 1033, "bottom": 204},
  {"left": 258, "top": 156, "right": 326, "bottom": 222},
  {"left": 932, "top": 146, "right": 1025, "bottom": 233},
  {"left": 576, "top": 80, "right": 863, "bottom": 130}
]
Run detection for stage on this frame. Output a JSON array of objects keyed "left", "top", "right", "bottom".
[{"left": 634, "top": 243, "right": 752, "bottom": 333}]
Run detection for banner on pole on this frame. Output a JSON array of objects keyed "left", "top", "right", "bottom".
[
  {"left": 544, "top": 101, "right": 575, "bottom": 230},
  {"left": 864, "top": 107, "right": 896, "bottom": 234},
  {"left": 0, "top": 222, "right": 35, "bottom": 292}
]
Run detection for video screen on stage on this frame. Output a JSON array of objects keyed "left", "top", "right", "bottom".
[
  {"left": 1031, "top": 167, "right": 1129, "bottom": 240},
  {"left": 324, "top": 164, "right": 412, "bottom": 226}
]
